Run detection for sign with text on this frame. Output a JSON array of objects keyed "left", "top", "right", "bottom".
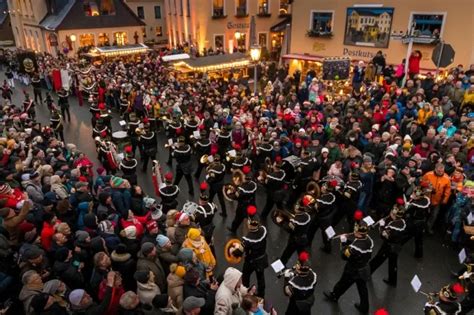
[{"left": 227, "top": 21, "right": 250, "bottom": 30}]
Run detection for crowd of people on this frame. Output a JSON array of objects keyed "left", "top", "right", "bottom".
[{"left": 0, "top": 46, "right": 474, "bottom": 315}]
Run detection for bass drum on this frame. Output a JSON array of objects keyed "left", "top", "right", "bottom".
[
  {"left": 112, "top": 130, "right": 131, "bottom": 152},
  {"left": 281, "top": 155, "right": 301, "bottom": 183}
]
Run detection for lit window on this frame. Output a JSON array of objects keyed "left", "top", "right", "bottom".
[
  {"left": 258, "top": 0, "right": 269, "bottom": 15},
  {"left": 114, "top": 32, "right": 128, "bottom": 46},
  {"left": 79, "top": 34, "right": 95, "bottom": 46},
  {"left": 83, "top": 0, "right": 115, "bottom": 16},
  {"left": 258, "top": 33, "right": 267, "bottom": 47},
  {"left": 214, "top": 34, "right": 224, "bottom": 49},
  {"left": 212, "top": 0, "right": 225, "bottom": 17},
  {"left": 279, "top": 0, "right": 289, "bottom": 15},
  {"left": 236, "top": 0, "right": 247, "bottom": 16},
  {"left": 98, "top": 33, "right": 110, "bottom": 46},
  {"left": 156, "top": 26, "right": 163, "bottom": 37}
]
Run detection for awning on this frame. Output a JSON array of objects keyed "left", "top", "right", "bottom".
[
  {"left": 172, "top": 52, "right": 250, "bottom": 73},
  {"left": 270, "top": 16, "right": 291, "bottom": 33},
  {"left": 282, "top": 53, "right": 324, "bottom": 62},
  {"left": 88, "top": 44, "right": 150, "bottom": 57},
  {"left": 162, "top": 53, "right": 190, "bottom": 62}
]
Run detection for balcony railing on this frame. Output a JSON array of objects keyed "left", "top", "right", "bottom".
[{"left": 257, "top": 5, "right": 270, "bottom": 17}]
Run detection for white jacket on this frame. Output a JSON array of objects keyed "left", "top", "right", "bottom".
[{"left": 215, "top": 267, "right": 248, "bottom": 315}]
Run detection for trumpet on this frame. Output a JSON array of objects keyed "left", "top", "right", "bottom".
[
  {"left": 271, "top": 209, "right": 296, "bottom": 233},
  {"left": 222, "top": 169, "right": 245, "bottom": 201},
  {"left": 164, "top": 143, "right": 176, "bottom": 149},
  {"left": 135, "top": 127, "right": 146, "bottom": 136},
  {"left": 200, "top": 154, "right": 211, "bottom": 165},
  {"left": 257, "top": 157, "right": 273, "bottom": 184}
]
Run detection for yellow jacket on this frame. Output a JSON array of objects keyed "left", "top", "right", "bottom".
[
  {"left": 182, "top": 236, "right": 216, "bottom": 273},
  {"left": 417, "top": 108, "right": 433, "bottom": 126},
  {"left": 462, "top": 91, "right": 474, "bottom": 106}
]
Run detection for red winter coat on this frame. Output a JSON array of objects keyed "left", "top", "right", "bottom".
[
  {"left": 98, "top": 281, "right": 124, "bottom": 315},
  {"left": 41, "top": 220, "right": 61, "bottom": 252},
  {"left": 408, "top": 53, "right": 422, "bottom": 75}
]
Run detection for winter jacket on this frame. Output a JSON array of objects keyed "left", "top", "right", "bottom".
[
  {"left": 215, "top": 268, "right": 248, "bottom": 315},
  {"left": 422, "top": 171, "right": 451, "bottom": 206},
  {"left": 182, "top": 237, "right": 216, "bottom": 273},
  {"left": 184, "top": 282, "right": 216, "bottom": 315},
  {"left": 137, "top": 280, "right": 160, "bottom": 305},
  {"left": 167, "top": 272, "right": 184, "bottom": 310},
  {"left": 3, "top": 201, "right": 31, "bottom": 245},
  {"left": 24, "top": 181, "right": 44, "bottom": 203},
  {"left": 41, "top": 220, "right": 59, "bottom": 252},
  {"left": 19, "top": 285, "right": 42, "bottom": 315},
  {"left": 71, "top": 286, "right": 113, "bottom": 315},
  {"left": 136, "top": 252, "right": 167, "bottom": 293},
  {"left": 52, "top": 260, "right": 85, "bottom": 289},
  {"left": 50, "top": 175, "right": 69, "bottom": 199},
  {"left": 111, "top": 251, "right": 136, "bottom": 292}
]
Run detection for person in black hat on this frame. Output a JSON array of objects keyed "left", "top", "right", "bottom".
[
  {"left": 165, "top": 116, "right": 182, "bottom": 166},
  {"left": 228, "top": 165, "right": 257, "bottom": 234},
  {"left": 120, "top": 146, "right": 138, "bottom": 185},
  {"left": 283, "top": 251, "right": 317, "bottom": 315},
  {"left": 369, "top": 200, "right": 409, "bottom": 287},
  {"left": 241, "top": 205, "right": 268, "bottom": 298},
  {"left": 159, "top": 172, "right": 179, "bottom": 214},
  {"left": 57, "top": 88, "right": 70, "bottom": 122},
  {"left": 205, "top": 154, "right": 227, "bottom": 217},
  {"left": 52, "top": 247, "right": 86, "bottom": 290},
  {"left": 324, "top": 218, "right": 374, "bottom": 314},
  {"left": 50, "top": 107, "right": 64, "bottom": 142},
  {"left": 172, "top": 136, "right": 194, "bottom": 196},
  {"left": 261, "top": 157, "right": 286, "bottom": 220},
  {"left": 31, "top": 292, "right": 69, "bottom": 315},
  {"left": 334, "top": 170, "right": 362, "bottom": 228},
  {"left": 20, "top": 246, "right": 51, "bottom": 282},
  {"left": 182, "top": 268, "right": 217, "bottom": 315}
]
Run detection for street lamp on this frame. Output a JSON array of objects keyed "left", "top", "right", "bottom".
[{"left": 250, "top": 44, "right": 261, "bottom": 96}]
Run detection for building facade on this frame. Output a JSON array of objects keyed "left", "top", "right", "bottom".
[
  {"left": 8, "top": 0, "right": 144, "bottom": 56},
  {"left": 124, "top": 0, "right": 168, "bottom": 47},
  {"left": 0, "top": 0, "right": 14, "bottom": 45},
  {"left": 289, "top": 0, "right": 474, "bottom": 73},
  {"left": 165, "top": 0, "right": 293, "bottom": 56}
]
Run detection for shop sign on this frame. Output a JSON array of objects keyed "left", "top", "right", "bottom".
[
  {"left": 312, "top": 42, "right": 326, "bottom": 52},
  {"left": 227, "top": 21, "right": 250, "bottom": 30},
  {"left": 342, "top": 47, "right": 387, "bottom": 59}
]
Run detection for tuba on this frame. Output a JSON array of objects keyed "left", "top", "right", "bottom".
[
  {"left": 200, "top": 154, "right": 210, "bottom": 165},
  {"left": 223, "top": 169, "right": 245, "bottom": 201},
  {"left": 224, "top": 238, "right": 244, "bottom": 264},
  {"left": 271, "top": 209, "right": 295, "bottom": 233}
]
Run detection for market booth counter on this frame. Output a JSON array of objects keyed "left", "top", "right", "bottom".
[
  {"left": 170, "top": 52, "right": 251, "bottom": 80},
  {"left": 82, "top": 43, "right": 150, "bottom": 64}
]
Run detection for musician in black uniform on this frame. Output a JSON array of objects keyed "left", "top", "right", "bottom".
[
  {"left": 58, "top": 88, "right": 70, "bottom": 122},
  {"left": 255, "top": 138, "right": 273, "bottom": 173},
  {"left": 31, "top": 74, "right": 43, "bottom": 104},
  {"left": 460, "top": 266, "right": 474, "bottom": 314},
  {"left": 280, "top": 200, "right": 311, "bottom": 266},
  {"left": 172, "top": 136, "right": 194, "bottom": 196},
  {"left": 324, "top": 220, "right": 374, "bottom": 314},
  {"left": 95, "top": 137, "right": 117, "bottom": 174},
  {"left": 283, "top": 251, "right": 317, "bottom": 315},
  {"left": 307, "top": 180, "right": 337, "bottom": 252},
  {"left": 159, "top": 172, "right": 179, "bottom": 213},
  {"left": 206, "top": 154, "right": 227, "bottom": 217},
  {"left": 229, "top": 166, "right": 257, "bottom": 234},
  {"left": 333, "top": 170, "right": 363, "bottom": 229},
  {"left": 289, "top": 150, "right": 318, "bottom": 205},
  {"left": 184, "top": 113, "right": 199, "bottom": 143},
  {"left": 424, "top": 284, "right": 464, "bottom": 315},
  {"left": 119, "top": 97, "right": 129, "bottom": 120},
  {"left": 166, "top": 116, "right": 182, "bottom": 166},
  {"left": 90, "top": 102, "right": 100, "bottom": 128},
  {"left": 241, "top": 206, "right": 268, "bottom": 298},
  {"left": 231, "top": 149, "right": 251, "bottom": 171},
  {"left": 23, "top": 93, "right": 36, "bottom": 120},
  {"left": 369, "top": 200, "right": 408, "bottom": 287},
  {"left": 92, "top": 116, "right": 110, "bottom": 140},
  {"left": 50, "top": 108, "right": 64, "bottom": 142},
  {"left": 261, "top": 158, "right": 286, "bottom": 220},
  {"left": 194, "top": 182, "right": 217, "bottom": 247},
  {"left": 216, "top": 126, "right": 232, "bottom": 157},
  {"left": 404, "top": 183, "right": 431, "bottom": 259},
  {"left": 194, "top": 129, "right": 211, "bottom": 179},
  {"left": 127, "top": 113, "right": 141, "bottom": 156},
  {"left": 140, "top": 119, "right": 158, "bottom": 172},
  {"left": 120, "top": 146, "right": 138, "bottom": 185}
]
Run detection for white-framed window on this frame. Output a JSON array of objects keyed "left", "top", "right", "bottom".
[
  {"left": 258, "top": 32, "right": 268, "bottom": 48},
  {"left": 213, "top": 34, "right": 225, "bottom": 50},
  {"left": 258, "top": 0, "right": 270, "bottom": 15},
  {"left": 212, "top": 0, "right": 225, "bottom": 17},
  {"left": 235, "top": 0, "right": 248, "bottom": 16},
  {"left": 409, "top": 11, "right": 447, "bottom": 38},
  {"left": 309, "top": 10, "right": 334, "bottom": 33}
]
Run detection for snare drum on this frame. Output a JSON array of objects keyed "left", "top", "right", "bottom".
[{"left": 281, "top": 155, "right": 301, "bottom": 183}]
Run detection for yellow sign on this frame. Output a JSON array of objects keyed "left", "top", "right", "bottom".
[{"left": 312, "top": 42, "right": 326, "bottom": 52}]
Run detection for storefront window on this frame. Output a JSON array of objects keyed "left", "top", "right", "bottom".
[
  {"left": 79, "top": 33, "right": 95, "bottom": 46},
  {"left": 236, "top": 33, "right": 246, "bottom": 50},
  {"left": 411, "top": 13, "right": 445, "bottom": 37},
  {"left": 236, "top": 0, "right": 247, "bottom": 16},
  {"left": 98, "top": 33, "right": 110, "bottom": 46},
  {"left": 213, "top": 0, "right": 224, "bottom": 17},
  {"left": 156, "top": 27, "right": 163, "bottom": 37},
  {"left": 114, "top": 32, "right": 128, "bottom": 46},
  {"left": 279, "top": 0, "right": 290, "bottom": 15},
  {"left": 258, "top": 33, "right": 267, "bottom": 48},
  {"left": 214, "top": 35, "right": 224, "bottom": 50}
]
